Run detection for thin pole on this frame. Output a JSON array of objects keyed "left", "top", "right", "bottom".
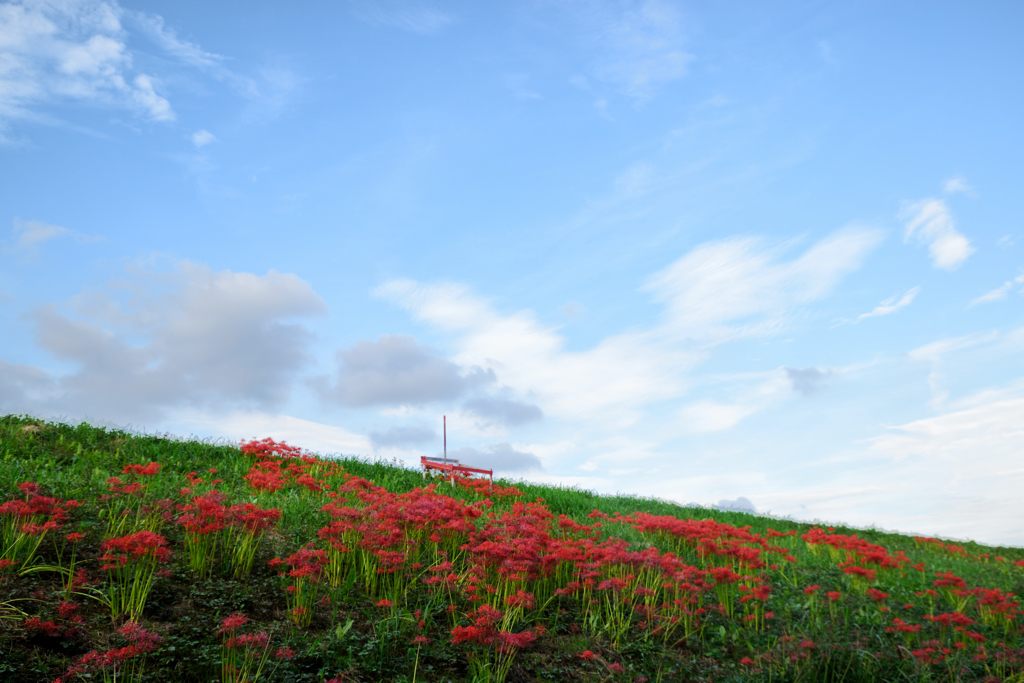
[{"left": 443, "top": 415, "right": 447, "bottom": 465}]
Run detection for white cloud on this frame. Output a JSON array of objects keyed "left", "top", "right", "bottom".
[
  {"left": 128, "top": 11, "right": 224, "bottom": 69},
  {"left": 862, "top": 393, "right": 1024, "bottom": 545},
  {"left": 377, "top": 227, "right": 877, "bottom": 432},
  {"left": 907, "top": 332, "right": 998, "bottom": 408},
  {"left": 10, "top": 218, "right": 68, "bottom": 249},
  {"left": 165, "top": 410, "right": 372, "bottom": 457},
  {"left": 901, "top": 198, "right": 974, "bottom": 270},
  {"left": 644, "top": 226, "right": 883, "bottom": 342},
  {"left": 613, "top": 162, "right": 655, "bottom": 198},
  {"left": 446, "top": 443, "right": 542, "bottom": 473},
  {"left": 0, "top": 259, "right": 326, "bottom": 424},
  {"left": 315, "top": 334, "right": 495, "bottom": 408},
  {"left": 0, "top": 0, "right": 174, "bottom": 124},
  {"left": 503, "top": 73, "right": 542, "bottom": 101},
  {"left": 942, "top": 175, "right": 974, "bottom": 196},
  {"left": 7, "top": 218, "right": 102, "bottom": 255},
  {"left": 855, "top": 286, "right": 920, "bottom": 322},
  {"left": 376, "top": 280, "right": 700, "bottom": 423},
  {"left": 677, "top": 400, "right": 756, "bottom": 433},
  {"left": 970, "top": 274, "right": 1024, "bottom": 306},
  {"left": 191, "top": 129, "right": 215, "bottom": 147},
  {"left": 596, "top": 0, "right": 692, "bottom": 101},
  {"left": 907, "top": 332, "right": 996, "bottom": 363},
  {"left": 350, "top": 1, "right": 454, "bottom": 35},
  {"left": 715, "top": 496, "right": 756, "bottom": 513},
  {"left": 562, "top": 0, "right": 692, "bottom": 102}
]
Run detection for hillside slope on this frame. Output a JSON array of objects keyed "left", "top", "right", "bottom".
[{"left": 1, "top": 415, "right": 1022, "bottom": 682}]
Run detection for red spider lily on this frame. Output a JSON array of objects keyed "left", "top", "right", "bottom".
[
  {"left": 99, "top": 531, "right": 171, "bottom": 568},
  {"left": 270, "top": 546, "right": 327, "bottom": 626},
  {"left": 1, "top": 484, "right": 71, "bottom": 569},
  {"left": 934, "top": 571, "right": 967, "bottom": 589},
  {"left": 924, "top": 612, "right": 976, "bottom": 628},
  {"left": 53, "top": 621, "right": 160, "bottom": 683},
  {"left": 887, "top": 617, "right": 923, "bottom": 634},
  {"left": 240, "top": 438, "right": 347, "bottom": 497},
  {"left": 840, "top": 564, "right": 877, "bottom": 584},
  {"left": 98, "top": 467, "right": 166, "bottom": 539},
  {"left": 24, "top": 616, "right": 61, "bottom": 637},
  {"left": 219, "top": 613, "right": 249, "bottom": 635},
  {"left": 867, "top": 588, "right": 889, "bottom": 601},
  {"left": 122, "top": 463, "right": 161, "bottom": 477},
  {"left": 496, "top": 629, "right": 536, "bottom": 653},
  {"left": 98, "top": 531, "right": 171, "bottom": 619},
  {"left": 217, "top": 612, "right": 274, "bottom": 683},
  {"left": 803, "top": 527, "right": 913, "bottom": 578},
  {"left": 177, "top": 493, "right": 280, "bottom": 579}
]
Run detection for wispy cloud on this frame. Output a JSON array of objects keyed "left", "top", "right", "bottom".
[
  {"left": 942, "top": 175, "right": 975, "bottom": 196},
  {"left": 908, "top": 332, "right": 998, "bottom": 408},
  {"left": 971, "top": 274, "right": 1024, "bottom": 306},
  {"left": 6, "top": 218, "right": 102, "bottom": 256},
  {"left": 0, "top": 0, "right": 283, "bottom": 139},
  {"left": 350, "top": 1, "right": 454, "bottom": 35},
  {"left": 864, "top": 391, "right": 1024, "bottom": 544},
  {"left": 191, "top": 129, "right": 216, "bottom": 147},
  {"left": 900, "top": 198, "right": 974, "bottom": 270},
  {"left": 377, "top": 227, "right": 877, "bottom": 431},
  {"left": 375, "top": 279, "right": 699, "bottom": 423},
  {"left": 0, "top": 0, "right": 175, "bottom": 126},
  {"left": 128, "top": 11, "right": 225, "bottom": 70},
  {"left": 644, "top": 226, "right": 883, "bottom": 342},
  {"left": 563, "top": 0, "right": 692, "bottom": 102},
  {"left": 855, "top": 286, "right": 920, "bottom": 322},
  {"left": 503, "top": 73, "right": 542, "bottom": 101},
  {"left": 677, "top": 400, "right": 757, "bottom": 433},
  {"left": 166, "top": 410, "right": 372, "bottom": 457},
  {"left": 127, "top": 10, "right": 273, "bottom": 103},
  {"left": 598, "top": 0, "right": 691, "bottom": 100}
]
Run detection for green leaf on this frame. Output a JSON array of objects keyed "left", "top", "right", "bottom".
[{"left": 337, "top": 617, "right": 354, "bottom": 639}]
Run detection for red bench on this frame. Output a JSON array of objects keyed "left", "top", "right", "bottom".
[{"left": 421, "top": 456, "right": 492, "bottom": 490}]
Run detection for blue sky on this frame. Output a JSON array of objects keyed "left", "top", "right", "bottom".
[{"left": 2, "top": 0, "right": 1023, "bottom": 545}]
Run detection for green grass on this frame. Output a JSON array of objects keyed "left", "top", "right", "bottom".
[{"left": 2, "top": 414, "right": 1023, "bottom": 683}]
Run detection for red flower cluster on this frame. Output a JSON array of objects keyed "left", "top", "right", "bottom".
[
  {"left": 178, "top": 492, "right": 280, "bottom": 536},
  {"left": 122, "top": 462, "right": 161, "bottom": 477},
  {"left": 53, "top": 622, "right": 161, "bottom": 683},
  {"left": 241, "top": 438, "right": 346, "bottom": 494},
  {"left": 99, "top": 530, "right": 171, "bottom": 570},
  {"left": 802, "top": 527, "right": 917, "bottom": 579}
]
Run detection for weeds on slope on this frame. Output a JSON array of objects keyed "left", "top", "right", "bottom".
[{"left": 2, "top": 415, "right": 1023, "bottom": 683}]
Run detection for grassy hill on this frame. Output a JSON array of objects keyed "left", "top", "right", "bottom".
[{"left": 1, "top": 414, "right": 1022, "bottom": 682}]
